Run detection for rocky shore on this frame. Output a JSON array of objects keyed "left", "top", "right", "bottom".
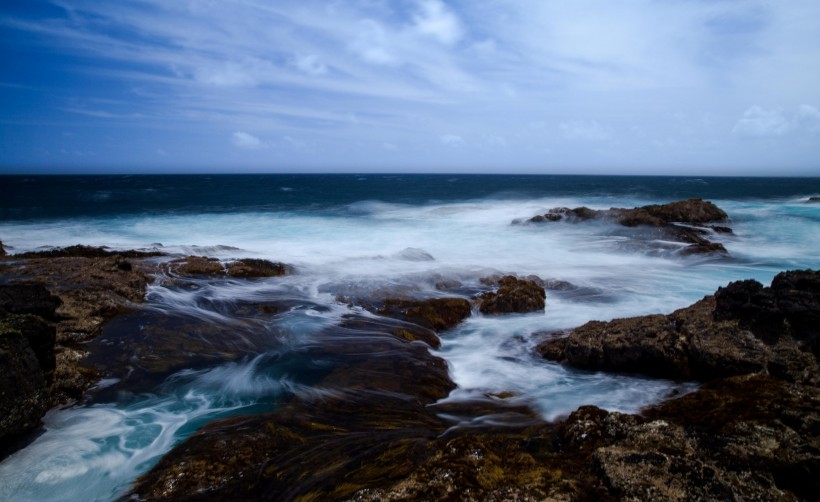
[{"left": 1, "top": 200, "right": 818, "bottom": 500}]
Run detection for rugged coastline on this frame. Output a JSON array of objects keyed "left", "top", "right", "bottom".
[{"left": 1, "top": 198, "right": 818, "bottom": 500}]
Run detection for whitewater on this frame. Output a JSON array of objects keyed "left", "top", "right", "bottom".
[{"left": 1, "top": 174, "right": 819, "bottom": 501}]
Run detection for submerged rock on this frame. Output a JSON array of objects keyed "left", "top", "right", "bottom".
[{"left": 477, "top": 275, "right": 546, "bottom": 314}]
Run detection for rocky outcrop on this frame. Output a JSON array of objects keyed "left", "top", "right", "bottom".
[
  {"left": 0, "top": 284, "right": 61, "bottom": 454},
  {"left": 0, "top": 240, "right": 6, "bottom": 256},
  {"left": 560, "top": 374, "right": 820, "bottom": 501},
  {"left": 0, "top": 253, "right": 159, "bottom": 407},
  {"left": 538, "top": 270, "right": 820, "bottom": 384},
  {"left": 518, "top": 198, "right": 730, "bottom": 256},
  {"left": 808, "top": 196, "right": 820, "bottom": 203},
  {"left": 163, "top": 256, "right": 290, "bottom": 278},
  {"left": 476, "top": 275, "right": 546, "bottom": 314}
]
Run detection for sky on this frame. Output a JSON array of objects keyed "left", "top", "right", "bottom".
[{"left": 1, "top": 0, "right": 819, "bottom": 175}]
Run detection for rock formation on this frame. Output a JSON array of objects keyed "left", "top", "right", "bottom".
[
  {"left": 476, "top": 275, "right": 546, "bottom": 314},
  {"left": 517, "top": 198, "right": 731, "bottom": 256},
  {"left": 537, "top": 270, "right": 820, "bottom": 384}
]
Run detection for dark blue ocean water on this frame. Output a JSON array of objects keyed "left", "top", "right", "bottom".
[{"left": 2, "top": 174, "right": 819, "bottom": 221}]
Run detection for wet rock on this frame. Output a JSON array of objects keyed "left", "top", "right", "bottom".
[
  {"left": 0, "top": 254, "right": 157, "bottom": 404},
  {"left": 164, "top": 256, "right": 290, "bottom": 278},
  {"left": 0, "top": 314, "right": 56, "bottom": 454},
  {"left": 377, "top": 297, "right": 472, "bottom": 333},
  {"left": 477, "top": 275, "right": 546, "bottom": 315},
  {"left": 519, "top": 199, "right": 730, "bottom": 256},
  {"left": 539, "top": 270, "right": 820, "bottom": 383},
  {"left": 0, "top": 240, "right": 5, "bottom": 257},
  {"left": 16, "top": 244, "right": 164, "bottom": 259},
  {"left": 0, "top": 284, "right": 62, "bottom": 320},
  {"left": 808, "top": 196, "right": 820, "bottom": 203}
]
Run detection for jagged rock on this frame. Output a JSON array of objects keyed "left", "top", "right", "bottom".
[
  {"left": 538, "top": 270, "right": 820, "bottom": 383},
  {"left": 715, "top": 270, "right": 820, "bottom": 354},
  {"left": 0, "top": 240, "right": 6, "bottom": 257},
  {"left": 477, "top": 275, "right": 546, "bottom": 315}
]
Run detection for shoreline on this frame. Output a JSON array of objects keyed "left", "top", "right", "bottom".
[{"left": 2, "top": 242, "right": 818, "bottom": 500}]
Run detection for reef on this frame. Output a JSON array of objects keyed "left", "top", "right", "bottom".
[{"left": 515, "top": 198, "right": 732, "bottom": 256}]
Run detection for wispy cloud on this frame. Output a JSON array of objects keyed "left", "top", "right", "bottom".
[
  {"left": 231, "top": 131, "right": 262, "bottom": 149},
  {"left": 2, "top": 0, "right": 820, "bottom": 173}
]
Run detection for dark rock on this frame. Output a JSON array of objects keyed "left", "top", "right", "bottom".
[
  {"left": 0, "top": 284, "right": 62, "bottom": 321},
  {"left": 0, "top": 314, "right": 56, "bottom": 454},
  {"left": 715, "top": 270, "right": 820, "bottom": 354},
  {"left": 164, "top": 256, "right": 290, "bottom": 278},
  {"left": 477, "top": 275, "right": 546, "bottom": 315},
  {"left": 708, "top": 225, "right": 733, "bottom": 234},
  {"left": 808, "top": 196, "right": 820, "bottom": 203},
  {"left": 679, "top": 241, "right": 728, "bottom": 256},
  {"left": 377, "top": 297, "right": 472, "bottom": 333},
  {"left": 0, "top": 240, "right": 5, "bottom": 257},
  {"left": 16, "top": 245, "right": 164, "bottom": 259},
  {"left": 517, "top": 199, "right": 730, "bottom": 256},
  {"left": 621, "top": 198, "right": 727, "bottom": 225},
  {"left": 539, "top": 270, "right": 820, "bottom": 383}
]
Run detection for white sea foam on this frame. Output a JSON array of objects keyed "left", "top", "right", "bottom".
[
  {"left": 0, "top": 356, "right": 289, "bottom": 502},
  {"left": 1, "top": 194, "right": 818, "bottom": 501}
]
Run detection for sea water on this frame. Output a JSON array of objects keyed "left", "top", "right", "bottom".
[{"left": 1, "top": 174, "right": 819, "bottom": 501}]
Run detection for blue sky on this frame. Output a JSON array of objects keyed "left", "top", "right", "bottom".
[{"left": 1, "top": 0, "right": 819, "bottom": 175}]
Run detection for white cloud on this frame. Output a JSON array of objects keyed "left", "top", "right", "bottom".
[
  {"left": 732, "top": 105, "right": 820, "bottom": 138},
  {"left": 559, "top": 120, "right": 610, "bottom": 142},
  {"left": 349, "top": 19, "right": 399, "bottom": 65},
  {"left": 231, "top": 131, "right": 262, "bottom": 149},
  {"left": 413, "top": 0, "right": 464, "bottom": 46}
]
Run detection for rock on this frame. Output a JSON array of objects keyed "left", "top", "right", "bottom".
[
  {"left": 0, "top": 286, "right": 60, "bottom": 455},
  {"left": 377, "top": 297, "right": 472, "bottom": 333},
  {"left": 0, "top": 240, "right": 5, "bottom": 257},
  {"left": 0, "top": 284, "right": 62, "bottom": 320},
  {"left": 715, "top": 270, "right": 820, "bottom": 354},
  {"left": 0, "top": 314, "right": 56, "bottom": 453},
  {"left": 618, "top": 198, "right": 727, "bottom": 226},
  {"left": 539, "top": 270, "right": 820, "bottom": 383},
  {"left": 808, "top": 196, "right": 820, "bottom": 203},
  {"left": 16, "top": 245, "right": 164, "bottom": 259},
  {"left": 477, "top": 275, "right": 546, "bottom": 315},
  {"left": 518, "top": 199, "right": 730, "bottom": 256},
  {"left": 164, "top": 256, "right": 290, "bottom": 278}
]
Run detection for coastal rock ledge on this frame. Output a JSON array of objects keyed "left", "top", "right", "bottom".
[{"left": 537, "top": 269, "right": 820, "bottom": 384}]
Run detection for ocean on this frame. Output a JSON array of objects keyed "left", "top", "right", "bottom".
[{"left": 1, "top": 174, "right": 819, "bottom": 501}]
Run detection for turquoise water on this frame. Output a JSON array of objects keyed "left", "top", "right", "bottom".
[{"left": 1, "top": 175, "right": 819, "bottom": 501}]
